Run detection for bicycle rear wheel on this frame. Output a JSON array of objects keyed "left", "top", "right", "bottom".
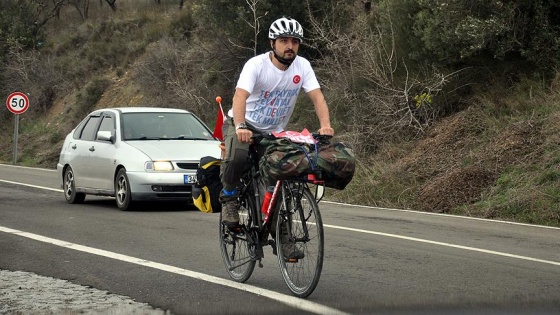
[
  {"left": 276, "top": 184, "right": 324, "bottom": 298},
  {"left": 219, "top": 193, "right": 257, "bottom": 282}
]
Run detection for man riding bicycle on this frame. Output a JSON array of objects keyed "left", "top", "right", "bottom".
[{"left": 220, "top": 17, "right": 334, "bottom": 259}]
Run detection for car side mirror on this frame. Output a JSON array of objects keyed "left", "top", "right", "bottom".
[{"left": 97, "top": 130, "right": 115, "bottom": 143}]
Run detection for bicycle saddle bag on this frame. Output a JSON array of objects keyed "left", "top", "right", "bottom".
[{"left": 193, "top": 156, "right": 223, "bottom": 213}]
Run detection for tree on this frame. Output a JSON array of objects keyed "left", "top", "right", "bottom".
[
  {"left": 104, "top": 0, "right": 116, "bottom": 11},
  {"left": 0, "top": 0, "right": 66, "bottom": 58},
  {"left": 154, "top": 0, "right": 187, "bottom": 10},
  {"left": 30, "top": 0, "right": 68, "bottom": 29},
  {"left": 411, "top": 0, "right": 560, "bottom": 72},
  {"left": 68, "top": 0, "right": 90, "bottom": 20}
]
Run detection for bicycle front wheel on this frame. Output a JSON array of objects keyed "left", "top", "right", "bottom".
[
  {"left": 276, "top": 184, "right": 324, "bottom": 298},
  {"left": 219, "top": 193, "right": 256, "bottom": 282}
]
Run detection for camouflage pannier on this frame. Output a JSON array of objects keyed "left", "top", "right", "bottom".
[
  {"left": 315, "top": 142, "right": 356, "bottom": 190},
  {"left": 259, "top": 137, "right": 355, "bottom": 190},
  {"left": 259, "top": 137, "right": 311, "bottom": 182}
]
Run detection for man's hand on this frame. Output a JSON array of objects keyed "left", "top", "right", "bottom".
[
  {"left": 318, "top": 126, "right": 334, "bottom": 136},
  {"left": 236, "top": 128, "right": 253, "bottom": 143}
]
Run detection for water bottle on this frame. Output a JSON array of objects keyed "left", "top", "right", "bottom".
[{"left": 261, "top": 186, "right": 275, "bottom": 220}]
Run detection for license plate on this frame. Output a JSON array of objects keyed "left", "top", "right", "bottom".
[{"left": 184, "top": 174, "right": 197, "bottom": 184}]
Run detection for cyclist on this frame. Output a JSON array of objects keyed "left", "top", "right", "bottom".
[{"left": 220, "top": 16, "right": 334, "bottom": 259}]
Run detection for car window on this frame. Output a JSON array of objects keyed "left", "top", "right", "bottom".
[
  {"left": 97, "top": 115, "right": 115, "bottom": 140},
  {"left": 122, "top": 112, "right": 215, "bottom": 140},
  {"left": 72, "top": 116, "right": 90, "bottom": 139},
  {"left": 79, "top": 116, "right": 101, "bottom": 141}
]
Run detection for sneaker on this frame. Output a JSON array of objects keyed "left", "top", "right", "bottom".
[
  {"left": 221, "top": 200, "right": 240, "bottom": 228},
  {"left": 282, "top": 241, "right": 305, "bottom": 260}
]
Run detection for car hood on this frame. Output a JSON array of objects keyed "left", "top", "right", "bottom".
[{"left": 127, "top": 140, "right": 221, "bottom": 161}]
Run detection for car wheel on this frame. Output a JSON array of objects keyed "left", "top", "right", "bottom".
[
  {"left": 64, "top": 166, "right": 85, "bottom": 204},
  {"left": 115, "top": 168, "right": 134, "bottom": 211}
]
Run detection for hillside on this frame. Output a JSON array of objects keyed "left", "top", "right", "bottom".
[{"left": 1, "top": 1, "right": 559, "bottom": 227}]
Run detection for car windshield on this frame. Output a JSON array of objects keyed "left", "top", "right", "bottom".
[{"left": 122, "top": 112, "right": 215, "bottom": 141}]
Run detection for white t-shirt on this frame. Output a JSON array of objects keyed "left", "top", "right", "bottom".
[{"left": 229, "top": 52, "right": 321, "bottom": 133}]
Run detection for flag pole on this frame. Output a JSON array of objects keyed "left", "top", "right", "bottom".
[{"left": 214, "top": 96, "right": 226, "bottom": 159}]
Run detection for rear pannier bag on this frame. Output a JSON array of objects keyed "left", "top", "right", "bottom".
[
  {"left": 192, "top": 156, "right": 222, "bottom": 213},
  {"left": 259, "top": 138, "right": 356, "bottom": 190},
  {"left": 315, "top": 142, "right": 356, "bottom": 190}
]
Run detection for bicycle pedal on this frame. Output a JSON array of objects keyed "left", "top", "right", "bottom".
[{"left": 284, "top": 258, "right": 299, "bottom": 263}]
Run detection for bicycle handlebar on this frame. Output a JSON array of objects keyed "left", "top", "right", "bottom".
[
  {"left": 250, "top": 130, "right": 332, "bottom": 145},
  {"left": 311, "top": 133, "right": 332, "bottom": 145}
]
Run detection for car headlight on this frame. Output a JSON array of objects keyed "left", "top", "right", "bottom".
[{"left": 145, "top": 161, "right": 174, "bottom": 171}]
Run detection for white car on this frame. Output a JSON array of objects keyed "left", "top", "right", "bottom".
[{"left": 56, "top": 107, "right": 222, "bottom": 210}]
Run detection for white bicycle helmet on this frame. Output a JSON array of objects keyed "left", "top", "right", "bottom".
[{"left": 268, "top": 17, "right": 303, "bottom": 41}]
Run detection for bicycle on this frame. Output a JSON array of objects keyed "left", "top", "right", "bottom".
[{"left": 219, "top": 131, "right": 329, "bottom": 298}]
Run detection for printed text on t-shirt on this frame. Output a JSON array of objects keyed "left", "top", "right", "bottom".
[{"left": 248, "top": 87, "right": 299, "bottom": 125}]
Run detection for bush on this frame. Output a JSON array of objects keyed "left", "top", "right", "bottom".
[
  {"left": 133, "top": 37, "right": 235, "bottom": 124},
  {"left": 0, "top": 0, "right": 44, "bottom": 61},
  {"left": 303, "top": 8, "right": 463, "bottom": 153},
  {"left": 75, "top": 77, "right": 112, "bottom": 118},
  {"left": 0, "top": 45, "right": 64, "bottom": 115},
  {"left": 411, "top": 0, "right": 560, "bottom": 72}
]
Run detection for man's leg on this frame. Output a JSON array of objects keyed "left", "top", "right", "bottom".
[
  {"left": 220, "top": 119, "right": 250, "bottom": 228},
  {"left": 279, "top": 216, "right": 305, "bottom": 260}
]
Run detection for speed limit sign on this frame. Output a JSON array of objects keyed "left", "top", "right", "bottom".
[{"left": 6, "top": 92, "right": 30, "bottom": 115}]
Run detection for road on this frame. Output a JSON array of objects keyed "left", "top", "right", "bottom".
[{"left": 1, "top": 163, "right": 559, "bottom": 314}]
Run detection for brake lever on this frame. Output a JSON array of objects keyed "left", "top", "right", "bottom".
[
  {"left": 250, "top": 132, "right": 274, "bottom": 144},
  {"left": 312, "top": 133, "right": 332, "bottom": 145}
]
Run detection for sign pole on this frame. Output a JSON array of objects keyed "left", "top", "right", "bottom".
[
  {"left": 13, "top": 115, "right": 19, "bottom": 164},
  {"left": 6, "top": 92, "right": 30, "bottom": 165}
]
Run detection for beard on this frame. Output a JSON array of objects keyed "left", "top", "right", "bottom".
[
  {"left": 279, "top": 50, "right": 296, "bottom": 61},
  {"left": 273, "top": 49, "right": 296, "bottom": 66}
]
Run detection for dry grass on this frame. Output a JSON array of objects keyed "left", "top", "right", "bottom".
[{"left": 327, "top": 75, "right": 560, "bottom": 227}]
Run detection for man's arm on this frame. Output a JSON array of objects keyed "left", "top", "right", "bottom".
[
  {"left": 232, "top": 88, "right": 253, "bottom": 143},
  {"left": 307, "top": 88, "right": 334, "bottom": 135},
  {"left": 232, "top": 88, "right": 249, "bottom": 125}
]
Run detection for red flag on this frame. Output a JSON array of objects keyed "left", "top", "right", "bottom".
[{"left": 212, "top": 96, "right": 226, "bottom": 141}]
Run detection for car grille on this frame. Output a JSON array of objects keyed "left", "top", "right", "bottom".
[{"left": 176, "top": 163, "right": 198, "bottom": 170}]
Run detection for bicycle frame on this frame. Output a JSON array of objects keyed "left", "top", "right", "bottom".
[{"left": 220, "top": 131, "right": 327, "bottom": 297}]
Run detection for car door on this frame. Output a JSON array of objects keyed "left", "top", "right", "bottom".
[
  {"left": 70, "top": 114, "right": 102, "bottom": 189},
  {"left": 87, "top": 112, "right": 118, "bottom": 192}
]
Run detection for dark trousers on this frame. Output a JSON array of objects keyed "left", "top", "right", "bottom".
[{"left": 220, "top": 118, "right": 250, "bottom": 201}]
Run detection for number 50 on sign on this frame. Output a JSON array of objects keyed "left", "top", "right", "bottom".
[{"left": 6, "top": 92, "right": 30, "bottom": 115}]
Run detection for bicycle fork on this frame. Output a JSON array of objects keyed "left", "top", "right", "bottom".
[
  {"left": 282, "top": 184, "right": 312, "bottom": 245},
  {"left": 223, "top": 224, "right": 268, "bottom": 270}
]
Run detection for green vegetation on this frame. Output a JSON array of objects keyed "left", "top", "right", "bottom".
[{"left": 0, "top": 0, "right": 559, "bottom": 226}]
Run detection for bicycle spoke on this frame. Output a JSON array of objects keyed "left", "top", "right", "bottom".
[
  {"left": 277, "top": 184, "right": 324, "bottom": 298},
  {"left": 219, "top": 196, "right": 257, "bottom": 283}
]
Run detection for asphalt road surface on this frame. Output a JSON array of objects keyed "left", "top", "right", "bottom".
[{"left": 1, "top": 163, "right": 559, "bottom": 315}]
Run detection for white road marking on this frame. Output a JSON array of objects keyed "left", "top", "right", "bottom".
[
  {"left": 0, "top": 226, "right": 349, "bottom": 315},
  {"left": 324, "top": 224, "right": 560, "bottom": 267},
  {"left": 323, "top": 201, "right": 560, "bottom": 230},
  {"left": 0, "top": 179, "right": 62, "bottom": 192},
  {"left": 0, "top": 164, "right": 57, "bottom": 172}
]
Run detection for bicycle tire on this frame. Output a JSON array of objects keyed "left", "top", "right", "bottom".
[
  {"left": 219, "top": 190, "right": 257, "bottom": 282},
  {"left": 276, "top": 183, "right": 324, "bottom": 298}
]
